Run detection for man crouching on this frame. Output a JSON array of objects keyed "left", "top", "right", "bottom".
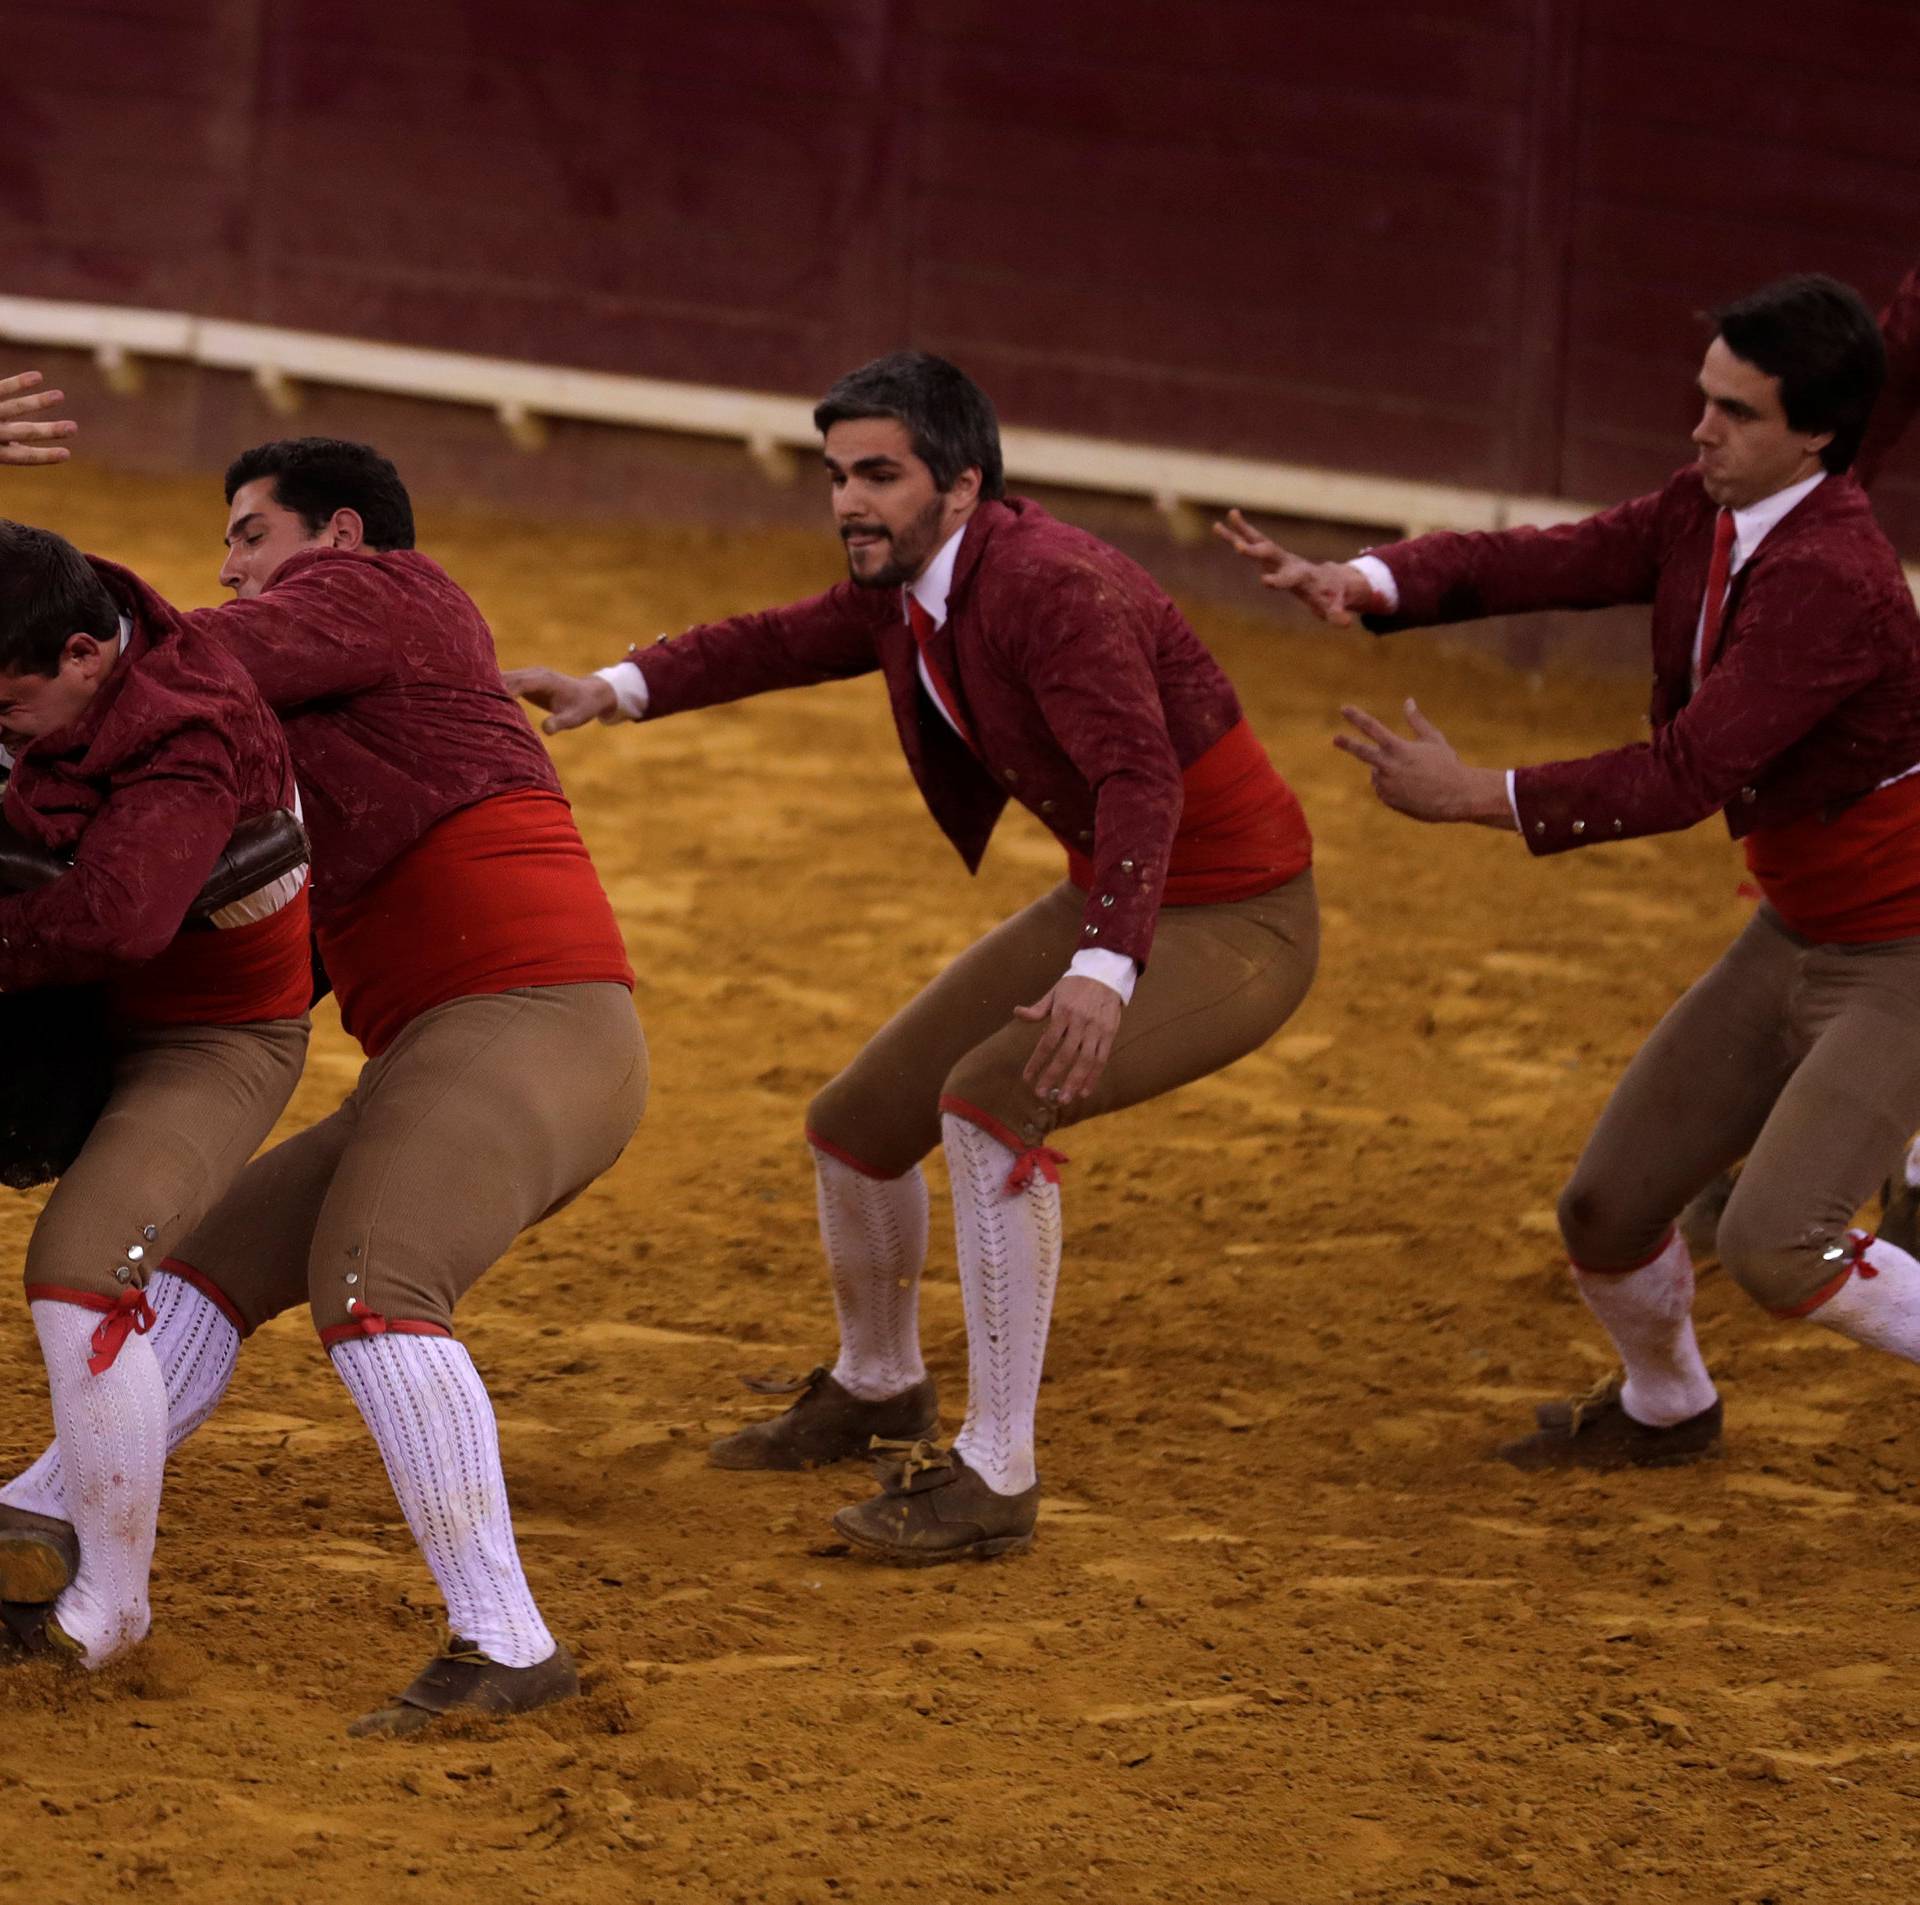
[{"left": 0, "top": 522, "right": 310, "bottom": 1666}]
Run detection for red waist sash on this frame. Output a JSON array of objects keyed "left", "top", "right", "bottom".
[
  {"left": 111, "top": 885, "right": 312, "bottom": 1026},
  {"left": 1066, "top": 718, "right": 1312, "bottom": 906},
  {"left": 1743, "top": 770, "right": 1920, "bottom": 943},
  {"left": 318, "top": 790, "right": 634, "bottom": 1057}
]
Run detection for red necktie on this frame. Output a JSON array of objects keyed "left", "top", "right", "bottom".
[
  {"left": 1693, "top": 508, "right": 1737, "bottom": 680},
  {"left": 906, "top": 596, "right": 975, "bottom": 750}
]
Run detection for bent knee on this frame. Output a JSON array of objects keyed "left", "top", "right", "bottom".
[
  {"left": 939, "top": 1042, "right": 1057, "bottom": 1148},
  {"left": 1555, "top": 1178, "right": 1668, "bottom": 1271},
  {"left": 805, "top": 1076, "right": 935, "bottom": 1180},
  {"left": 1714, "top": 1200, "right": 1838, "bottom": 1313}
]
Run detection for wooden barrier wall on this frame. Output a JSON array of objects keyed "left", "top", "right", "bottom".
[{"left": 5, "top": 0, "right": 1919, "bottom": 542}]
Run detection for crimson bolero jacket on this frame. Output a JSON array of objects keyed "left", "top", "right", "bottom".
[
  {"left": 0, "top": 559, "right": 297, "bottom": 988},
  {"left": 630, "top": 498, "right": 1244, "bottom": 966},
  {"left": 178, "top": 546, "right": 563, "bottom": 924},
  {"left": 1362, "top": 469, "right": 1920, "bottom": 854}
]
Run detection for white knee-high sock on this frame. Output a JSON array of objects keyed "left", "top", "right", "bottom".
[
  {"left": 1572, "top": 1232, "right": 1717, "bottom": 1427},
  {"left": 2, "top": 1272, "right": 239, "bottom": 1522},
  {"left": 943, "top": 1113, "right": 1062, "bottom": 1496},
  {"left": 30, "top": 1300, "right": 167, "bottom": 1667},
  {"left": 816, "top": 1149, "right": 929, "bottom": 1402},
  {"left": 331, "top": 1333, "right": 555, "bottom": 1669},
  {"left": 1806, "top": 1233, "right": 1920, "bottom": 1356}
]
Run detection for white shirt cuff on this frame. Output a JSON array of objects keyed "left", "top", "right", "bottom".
[
  {"left": 1351, "top": 554, "right": 1399, "bottom": 612},
  {"left": 1068, "top": 948, "right": 1138, "bottom": 1005},
  {"left": 595, "top": 660, "right": 650, "bottom": 721},
  {"left": 1505, "top": 768, "right": 1523, "bottom": 832}
]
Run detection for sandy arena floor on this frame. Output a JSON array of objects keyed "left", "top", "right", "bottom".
[{"left": 1, "top": 466, "right": 1917, "bottom": 1904}]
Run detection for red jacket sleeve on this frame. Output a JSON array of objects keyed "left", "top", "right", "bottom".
[
  {"left": 0, "top": 732, "right": 238, "bottom": 987},
  {"left": 1857, "top": 263, "right": 1920, "bottom": 491},
  {"left": 1364, "top": 490, "right": 1666, "bottom": 629},
  {"left": 633, "top": 584, "right": 889, "bottom": 716},
  {"left": 1008, "top": 573, "right": 1185, "bottom": 968},
  {"left": 180, "top": 561, "right": 400, "bottom": 707},
  {"left": 1511, "top": 548, "right": 1895, "bottom": 851}
]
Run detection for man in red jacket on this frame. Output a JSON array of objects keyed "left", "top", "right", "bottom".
[
  {"left": 1220, "top": 273, "right": 1920, "bottom": 1470},
  {"left": 0, "top": 521, "right": 311, "bottom": 1668},
  {"left": 507, "top": 352, "right": 1319, "bottom": 1563},
  {"left": 0, "top": 442, "right": 644, "bottom": 1732}
]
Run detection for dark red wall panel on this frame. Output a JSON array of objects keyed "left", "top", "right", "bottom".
[{"left": 3, "top": 0, "right": 1919, "bottom": 543}]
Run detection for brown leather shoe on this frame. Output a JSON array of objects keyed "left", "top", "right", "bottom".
[
  {"left": 1502, "top": 1374, "right": 1721, "bottom": 1472},
  {"left": 832, "top": 1441, "right": 1038, "bottom": 1564},
  {"left": 708, "top": 1366, "right": 937, "bottom": 1471},
  {"left": 0, "top": 1598, "right": 82, "bottom": 1665},
  {"left": 0, "top": 1504, "right": 78, "bottom": 1605},
  {"left": 347, "top": 1637, "right": 579, "bottom": 1738}
]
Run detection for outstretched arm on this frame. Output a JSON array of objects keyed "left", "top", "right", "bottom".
[{"left": 0, "top": 371, "right": 76, "bottom": 466}]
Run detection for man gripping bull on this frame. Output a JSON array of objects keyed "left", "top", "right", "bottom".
[
  {"left": 507, "top": 352, "right": 1318, "bottom": 1563},
  {"left": 0, "top": 521, "right": 311, "bottom": 1668},
  {"left": 0, "top": 439, "right": 645, "bottom": 1733}
]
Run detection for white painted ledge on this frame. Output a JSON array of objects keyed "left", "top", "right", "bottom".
[{"left": 3, "top": 291, "right": 1914, "bottom": 600}]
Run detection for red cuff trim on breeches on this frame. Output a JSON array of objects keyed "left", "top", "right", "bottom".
[
  {"left": 1771, "top": 1229, "right": 1879, "bottom": 1320},
  {"left": 804, "top": 1128, "right": 908, "bottom": 1181},
  {"left": 1567, "top": 1227, "right": 1678, "bottom": 1277},
  {"left": 939, "top": 1094, "right": 1071, "bottom": 1196},
  {"left": 156, "top": 1259, "right": 251, "bottom": 1338},
  {"left": 317, "top": 1310, "right": 454, "bottom": 1350},
  {"left": 24, "top": 1282, "right": 156, "bottom": 1374}
]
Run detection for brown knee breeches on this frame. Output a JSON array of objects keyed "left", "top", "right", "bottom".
[
  {"left": 171, "top": 983, "right": 646, "bottom": 1342},
  {"left": 806, "top": 873, "right": 1319, "bottom": 1177},
  {"left": 1560, "top": 905, "right": 1920, "bottom": 1312},
  {"left": 26, "top": 1016, "right": 309, "bottom": 1307}
]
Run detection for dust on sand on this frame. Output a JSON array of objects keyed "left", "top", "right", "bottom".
[{"left": 1, "top": 468, "right": 1915, "bottom": 1904}]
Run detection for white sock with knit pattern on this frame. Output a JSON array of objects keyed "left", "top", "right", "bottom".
[
  {"left": 943, "top": 1112, "right": 1061, "bottom": 1497},
  {"left": 330, "top": 1332, "right": 555, "bottom": 1669}
]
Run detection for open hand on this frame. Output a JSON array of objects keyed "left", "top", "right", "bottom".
[
  {"left": 0, "top": 372, "right": 76, "bottom": 466},
  {"left": 1212, "top": 509, "right": 1377, "bottom": 626},
  {"left": 1016, "top": 975, "right": 1124, "bottom": 1107},
  {"left": 501, "top": 666, "right": 617, "bottom": 733},
  {"left": 1334, "top": 700, "right": 1515, "bottom": 827}
]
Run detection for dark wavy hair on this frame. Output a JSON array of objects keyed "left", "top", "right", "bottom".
[
  {"left": 0, "top": 520, "right": 120, "bottom": 676},
  {"left": 224, "top": 437, "right": 416, "bottom": 549},
  {"left": 1710, "top": 275, "right": 1887, "bottom": 473},
  {"left": 813, "top": 352, "right": 1005, "bottom": 500}
]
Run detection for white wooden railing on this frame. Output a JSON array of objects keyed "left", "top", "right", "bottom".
[{"left": 5, "top": 291, "right": 1913, "bottom": 601}]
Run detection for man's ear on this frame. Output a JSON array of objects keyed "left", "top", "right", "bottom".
[
  {"left": 59, "top": 632, "right": 107, "bottom": 675},
  {"left": 949, "top": 466, "right": 982, "bottom": 511},
  {"left": 328, "top": 507, "right": 367, "bottom": 552}
]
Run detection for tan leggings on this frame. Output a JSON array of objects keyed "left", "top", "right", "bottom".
[
  {"left": 174, "top": 983, "right": 646, "bottom": 1338},
  {"left": 26, "top": 1017, "right": 310, "bottom": 1303},
  {"left": 807, "top": 874, "right": 1319, "bottom": 1176},
  {"left": 1561, "top": 905, "right": 1920, "bottom": 1310}
]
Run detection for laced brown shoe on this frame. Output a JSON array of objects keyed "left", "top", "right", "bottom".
[
  {"left": 0, "top": 1598, "right": 83, "bottom": 1666},
  {"left": 708, "top": 1366, "right": 937, "bottom": 1471},
  {"left": 347, "top": 1637, "right": 579, "bottom": 1739},
  {"left": 1501, "top": 1373, "right": 1722, "bottom": 1472},
  {"left": 0, "top": 1504, "right": 78, "bottom": 1604},
  {"left": 831, "top": 1440, "right": 1039, "bottom": 1564}
]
